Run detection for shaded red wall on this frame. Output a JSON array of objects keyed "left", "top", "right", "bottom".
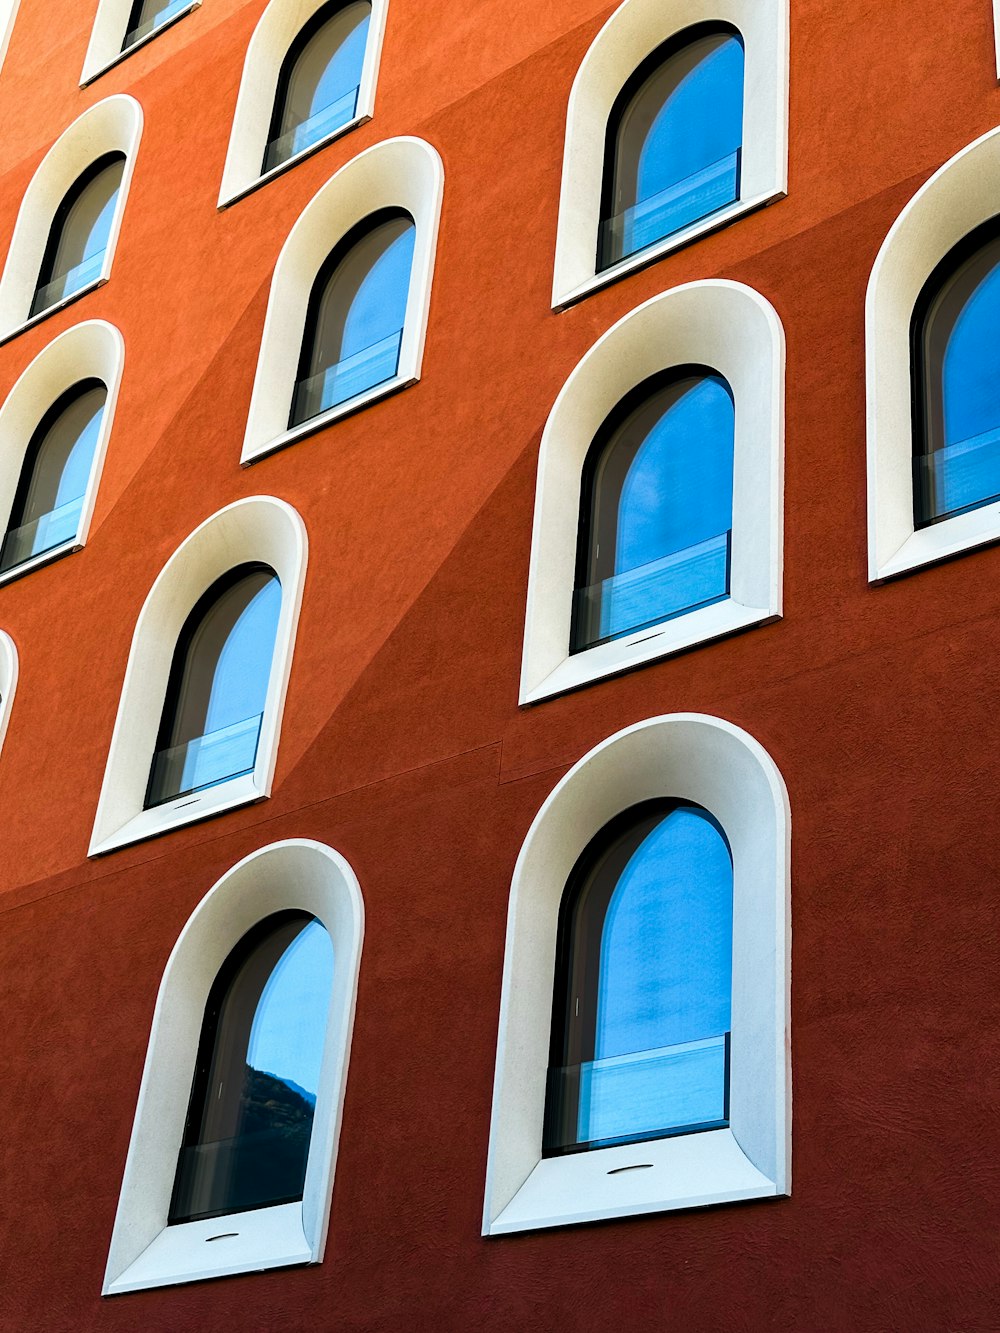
[{"left": 1, "top": 0, "right": 999, "bottom": 1327}]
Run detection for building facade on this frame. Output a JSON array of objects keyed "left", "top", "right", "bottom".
[{"left": 1, "top": 0, "right": 999, "bottom": 1327}]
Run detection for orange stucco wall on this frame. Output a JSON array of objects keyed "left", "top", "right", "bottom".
[{"left": 1, "top": 0, "right": 999, "bottom": 1327}]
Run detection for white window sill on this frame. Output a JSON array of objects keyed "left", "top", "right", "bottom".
[
  {"left": 104, "top": 1201, "right": 311, "bottom": 1295},
  {"left": 485, "top": 1129, "right": 779, "bottom": 1236},
  {"left": 552, "top": 190, "right": 785, "bottom": 312},
  {"left": 242, "top": 373, "right": 415, "bottom": 465},
  {"left": 0, "top": 539, "right": 79, "bottom": 589},
  {"left": 0, "top": 276, "right": 108, "bottom": 349},
  {"left": 89, "top": 772, "right": 264, "bottom": 857},
  {"left": 521, "top": 599, "right": 776, "bottom": 705},
  {"left": 872, "top": 501, "right": 1000, "bottom": 582},
  {"left": 80, "top": 0, "right": 201, "bottom": 87},
  {"left": 218, "top": 113, "right": 371, "bottom": 211}
]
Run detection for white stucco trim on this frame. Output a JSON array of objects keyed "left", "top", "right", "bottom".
[
  {"left": 80, "top": 0, "right": 201, "bottom": 87},
  {"left": 0, "top": 95, "right": 142, "bottom": 341},
  {"left": 89, "top": 496, "right": 307, "bottom": 856},
  {"left": 521, "top": 280, "right": 784, "bottom": 705},
  {"left": 241, "top": 135, "right": 443, "bottom": 464},
  {"left": 0, "top": 0, "right": 21, "bottom": 74},
  {"left": 866, "top": 126, "right": 1000, "bottom": 582},
  {"left": 218, "top": 0, "right": 390, "bottom": 207},
  {"left": 0, "top": 320, "right": 124, "bottom": 588},
  {"left": 0, "top": 630, "right": 18, "bottom": 759},
  {"left": 103, "top": 839, "right": 365, "bottom": 1294},
  {"left": 552, "top": 0, "right": 788, "bottom": 307},
  {"left": 483, "top": 713, "right": 791, "bottom": 1236}
]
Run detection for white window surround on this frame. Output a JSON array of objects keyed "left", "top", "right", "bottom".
[
  {"left": 0, "top": 0, "right": 21, "bottom": 75},
  {"left": 0, "top": 320, "right": 125, "bottom": 588},
  {"left": 483, "top": 712, "right": 791, "bottom": 1236},
  {"left": 241, "top": 135, "right": 443, "bottom": 464},
  {"left": 866, "top": 125, "right": 1000, "bottom": 582},
  {"left": 218, "top": 0, "right": 390, "bottom": 207},
  {"left": 0, "top": 630, "right": 18, "bottom": 759},
  {"left": 89, "top": 495, "right": 307, "bottom": 856},
  {"left": 80, "top": 0, "right": 201, "bottom": 87},
  {"left": 521, "top": 280, "right": 784, "bottom": 705},
  {"left": 552, "top": 0, "right": 788, "bottom": 308},
  {"left": 0, "top": 95, "right": 142, "bottom": 343},
  {"left": 103, "top": 838, "right": 365, "bottom": 1295}
]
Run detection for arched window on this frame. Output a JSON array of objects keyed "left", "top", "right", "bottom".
[
  {"left": 171, "top": 910, "right": 334, "bottom": 1223},
  {"left": 572, "top": 367, "right": 734, "bottom": 653},
  {"left": 122, "top": 0, "right": 190, "bottom": 50},
  {"left": 147, "top": 564, "right": 282, "bottom": 808},
  {"left": 31, "top": 153, "right": 125, "bottom": 318},
  {"left": 599, "top": 25, "right": 744, "bottom": 270},
  {"left": 544, "top": 800, "right": 732, "bottom": 1156},
  {"left": 291, "top": 209, "right": 415, "bottom": 427},
  {"left": 264, "top": 1, "right": 371, "bottom": 174},
  {"left": 911, "top": 219, "right": 1000, "bottom": 529},
  {"left": 0, "top": 380, "right": 106, "bottom": 576}
]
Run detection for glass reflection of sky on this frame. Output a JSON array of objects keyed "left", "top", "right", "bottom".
[
  {"left": 299, "top": 4, "right": 369, "bottom": 124},
  {"left": 21, "top": 389, "right": 104, "bottom": 521},
  {"left": 203, "top": 574, "right": 281, "bottom": 735},
  {"left": 941, "top": 256, "right": 1000, "bottom": 449},
  {"left": 248, "top": 920, "right": 334, "bottom": 1096},
  {"left": 340, "top": 223, "right": 415, "bottom": 360},
  {"left": 616, "top": 375, "right": 734, "bottom": 574}
]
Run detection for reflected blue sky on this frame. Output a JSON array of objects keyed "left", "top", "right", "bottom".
[
  {"left": 340, "top": 222, "right": 414, "bottom": 358},
  {"left": 305, "top": 4, "right": 369, "bottom": 120},
  {"left": 941, "top": 254, "right": 1000, "bottom": 448},
  {"left": 204, "top": 574, "right": 281, "bottom": 733},
  {"left": 248, "top": 920, "right": 334, "bottom": 1096}
]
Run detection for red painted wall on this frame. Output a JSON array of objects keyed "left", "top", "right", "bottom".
[{"left": 1, "top": 0, "right": 999, "bottom": 1327}]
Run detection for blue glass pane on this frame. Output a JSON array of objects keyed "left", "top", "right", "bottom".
[
  {"left": 124, "top": 0, "right": 190, "bottom": 48},
  {"left": 205, "top": 576, "right": 281, "bottom": 733},
  {"left": 248, "top": 921, "right": 334, "bottom": 1100},
  {"left": 341, "top": 224, "right": 414, "bottom": 358},
  {"left": 603, "top": 30, "right": 743, "bottom": 265},
  {"left": 32, "top": 159, "right": 124, "bottom": 315}
]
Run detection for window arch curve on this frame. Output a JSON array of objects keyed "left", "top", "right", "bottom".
[
  {"left": 0, "top": 320, "right": 124, "bottom": 587},
  {"left": 90, "top": 496, "right": 307, "bottom": 856},
  {"left": 242, "top": 137, "right": 442, "bottom": 463},
  {"left": 219, "top": 0, "right": 389, "bottom": 205},
  {"left": 867, "top": 126, "right": 1000, "bottom": 581},
  {"left": 599, "top": 23, "right": 744, "bottom": 271},
  {"left": 82, "top": 0, "right": 200, "bottom": 81},
  {"left": 0, "top": 95, "right": 141, "bottom": 338},
  {"left": 553, "top": 0, "right": 787, "bottom": 305},
  {"left": 31, "top": 153, "right": 125, "bottom": 318},
  {"left": 103, "top": 839, "right": 365, "bottom": 1293},
  {"left": 522, "top": 280, "right": 783, "bottom": 704},
  {"left": 483, "top": 713, "right": 790, "bottom": 1235}
]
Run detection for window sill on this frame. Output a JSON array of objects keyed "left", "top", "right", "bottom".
[
  {"left": 89, "top": 772, "right": 264, "bottom": 857},
  {"left": 872, "top": 502, "right": 1000, "bottom": 582},
  {"left": 0, "top": 538, "right": 79, "bottom": 589},
  {"left": 241, "top": 373, "right": 415, "bottom": 465},
  {"left": 485, "top": 1128, "right": 779, "bottom": 1236},
  {"left": 552, "top": 189, "right": 784, "bottom": 312},
  {"left": 80, "top": 1, "right": 201, "bottom": 87},
  {"left": 520, "top": 599, "right": 776, "bottom": 705},
  {"left": 218, "top": 113, "right": 371, "bottom": 211},
  {"left": 104, "top": 1200, "right": 311, "bottom": 1295},
  {"left": 0, "top": 276, "right": 108, "bottom": 349}
]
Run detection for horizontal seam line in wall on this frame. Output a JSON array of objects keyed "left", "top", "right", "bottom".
[{"left": 0, "top": 740, "right": 503, "bottom": 917}]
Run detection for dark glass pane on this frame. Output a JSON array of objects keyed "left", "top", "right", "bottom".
[
  {"left": 147, "top": 566, "right": 281, "bottom": 806},
  {"left": 913, "top": 225, "right": 1000, "bottom": 526},
  {"left": 544, "top": 802, "right": 733, "bottom": 1156},
  {"left": 170, "top": 912, "right": 334, "bottom": 1224},
  {"left": 32, "top": 156, "right": 125, "bottom": 317},
  {"left": 291, "top": 212, "right": 414, "bottom": 426},
  {"left": 600, "top": 28, "right": 743, "bottom": 269},
  {"left": 123, "top": 0, "right": 190, "bottom": 49},
  {"left": 1, "top": 383, "right": 105, "bottom": 574},
  {"left": 264, "top": 1, "right": 371, "bottom": 172},
  {"left": 571, "top": 370, "right": 734, "bottom": 652}
]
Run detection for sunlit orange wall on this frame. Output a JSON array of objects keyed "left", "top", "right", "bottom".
[{"left": 2, "top": 0, "right": 999, "bottom": 1328}]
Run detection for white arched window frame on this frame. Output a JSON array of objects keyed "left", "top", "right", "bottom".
[
  {"left": 89, "top": 496, "right": 307, "bottom": 856},
  {"left": 103, "top": 838, "right": 365, "bottom": 1294},
  {"left": 0, "top": 630, "right": 18, "bottom": 759},
  {"left": 521, "top": 280, "right": 783, "bottom": 705},
  {"left": 219, "top": 0, "right": 390, "bottom": 206},
  {"left": 483, "top": 713, "right": 790, "bottom": 1235},
  {"left": 0, "top": 320, "right": 124, "bottom": 587},
  {"left": 867, "top": 126, "right": 1000, "bottom": 582},
  {"left": 552, "top": 0, "right": 788, "bottom": 308},
  {"left": 0, "top": 0, "right": 21, "bottom": 75},
  {"left": 0, "top": 95, "right": 142, "bottom": 341},
  {"left": 242, "top": 135, "right": 442, "bottom": 464},
  {"left": 81, "top": 0, "right": 201, "bottom": 85}
]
